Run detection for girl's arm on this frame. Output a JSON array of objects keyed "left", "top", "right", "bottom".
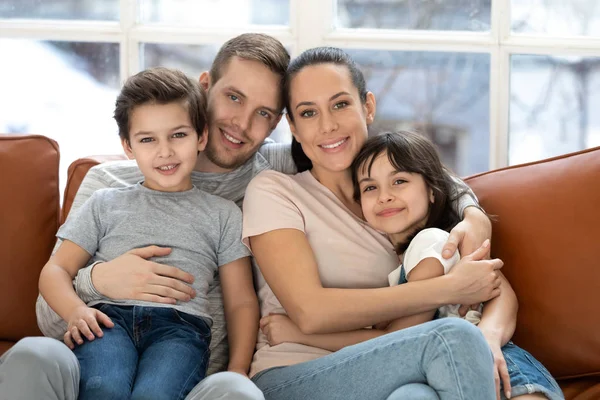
[
  {"left": 478, "top": 272, "right": 518, "bottom": 346},
  {"left": 250, "top": 229, "right": 502, "bottom": 335},
  {"left": 261, "top": 257, "right": 444, "bottom": 352},
  {"left": 220, "top": 256, "right": 260, "bottom": 376}
]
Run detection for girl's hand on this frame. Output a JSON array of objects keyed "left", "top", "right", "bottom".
[
  {"left": 482, "top": 331, "right": 512, "bottom": 400},
  {"left": 260, "top": 313, "right": 303, "bottom": 346},
  {"left": 446, "top": 240, "right": 503, "bottom": 305},
  {"left": 64, "top": 305, "right": 114, "bottom": 349}
]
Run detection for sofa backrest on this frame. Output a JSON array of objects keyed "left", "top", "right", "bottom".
[
  {"left": 0, "top": 135, "right": 60, "bottom": 341},
  {"left": 466, "top": 146, "right": 600, "bottom": 380}
]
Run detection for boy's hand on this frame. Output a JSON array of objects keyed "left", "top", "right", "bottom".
[
  {"left": 260, "top": 314, "right": 302, "bottom": 346},
  {"left": 64, "top": 305, "right": 114, "bottom": 349},
  {"left": 91, "top": 246, "right": 196, "bottom": 304}
]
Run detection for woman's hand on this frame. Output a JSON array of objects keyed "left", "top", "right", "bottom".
[
  {"left": 260, "top": 313, "right": 303, "bottom": 346},
  {"left": 443, "top": 206, "right": 492, "bottom": 259},
  {"left": 91, "top": 246, "right": 196, "bottom": 303},
  {"left": 446, "top": 240, "right": 503, "bottom": 305},
  {"left": 64, "top": 305, "right": 114, "bottom": 349}
]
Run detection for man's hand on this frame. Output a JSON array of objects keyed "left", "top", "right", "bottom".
[
  {"left": 443, "top": 206, "right": 492, "bottom": 259},
  {"left": 92, "top": 246, "right": 196, "bottom": 304},
  {"left": 446, "top": 240, "right": 503, "bottom": 305},
  {"left": 64, "top": 305, "right": 114, "bottom": 349},
  {"left": 260, "top": 313, "right": 303, "bottom": 346}
]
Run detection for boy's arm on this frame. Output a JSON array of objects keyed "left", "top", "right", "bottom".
[
  {"left": 219, "top": 257, "right": 259, "bottom": 376},
  {"left": 39, "top": 240, "right": 114, "bottom": 347},
  {"left": 262, "top": 258, "right": 444, "bottom": 352},
  {"left": 36, "top": 165, "right": 117, "bottom": 336},
  {"left": 39, "top": 240, "right": 93, "bottom": 321}
]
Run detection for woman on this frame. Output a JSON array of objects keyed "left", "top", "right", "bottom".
[{"left": 242, "top": 47, "right": 507, "bottom": 399}]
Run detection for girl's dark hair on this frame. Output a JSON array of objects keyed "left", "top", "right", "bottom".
[
  {"left": 284, "top": 47, "right": 368, "bottom": 172},
  {"left": 350, "top": 131, "right": 468, "bottom": 254}
]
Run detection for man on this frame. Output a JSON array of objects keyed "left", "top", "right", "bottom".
[
  {"left": 0, "top": 33, "right": 490, "bottom": 400},
  {"left": 0, "top": 33, "right": 291, "bottom": 400}
]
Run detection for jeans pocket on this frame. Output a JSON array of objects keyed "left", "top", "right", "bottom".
[{"left": 172, "top": 310, "right": 212, "bottom": 340}]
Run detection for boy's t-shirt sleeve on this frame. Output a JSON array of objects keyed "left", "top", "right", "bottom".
[
  {"left": 242, "top": 170, "right": 304, "bottom": 252},
  {"left": 56, "top": 190, "right": 105, "bottom": 257},
  {"left": 217, "top": 202, "right": 252, "bottom": 267},
  {"left": 402, "top": 228, "right": 460, "bottom": 278}
]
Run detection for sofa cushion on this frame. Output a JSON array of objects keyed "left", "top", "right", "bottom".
[
  {"left": 0, "top": 135, "right": 60, "bottom": 342},
  {"left": 466, "top": 146, "right": 600, "bottom": 380}
]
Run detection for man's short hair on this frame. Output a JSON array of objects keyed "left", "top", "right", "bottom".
[
  {"left": 114, "top": 67, "right": 207, "bottom": 143},
  {"left": 210, "top": 33, "right": 290, "bottom": 104}
]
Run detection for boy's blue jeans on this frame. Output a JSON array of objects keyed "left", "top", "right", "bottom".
[{"left": 73, "top": 304, "right": 211, "bottom": 400}]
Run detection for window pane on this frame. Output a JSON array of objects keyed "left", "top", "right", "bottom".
[
  {"left": 512, "top": 0, "right": 600, "bottom": 36},
  {"left": 0, "top": 0, "right": 119, "bottom": 21},
  {"left": 337, "top": 0, "right": 491, "bottom": 31},
  {"left": 509, "top": 55, "right": 600, "bottom": 165},
  {"left": 141, "top": 43, "right": 291, "bottom": 143},
  {"left": 0, "top": 39, "right": 121, "bottom": 196},
  {"left": 346, "top": 49, "right": 490, "bottom": 176},
  {"left": 138, "top": 0, "right": 289, "bottom": 26}
]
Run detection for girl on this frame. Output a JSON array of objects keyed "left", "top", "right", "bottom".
[{"left": 261, "top": 131, "right": 564, "bottom": 400}]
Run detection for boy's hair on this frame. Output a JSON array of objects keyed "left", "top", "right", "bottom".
[
  {"left": 209, "top": 33, "right": 290, "bottom": 101},
  {"left": 114, "top": 67, "right": 207, "bottom": 143},
  {"left": 350, "top": 131, "right": 467, "bottom": 254},
  {"left": 284, "top": 47, "right": 368, "bottom": 173}
]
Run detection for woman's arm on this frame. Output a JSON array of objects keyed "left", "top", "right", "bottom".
[
  {"left": 261, "top": 258, "right": 444, "bottom": 351},
  {"left": 250, "top": 229, "right": 502, "bottom": 335},
  {"left": 220, "top": 257, "right": 260, "bottom": 376}
]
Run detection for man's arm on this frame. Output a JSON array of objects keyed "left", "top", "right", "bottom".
[
  {"left": 220, "top": 257, "right": 259, "bottom": 376},
  {"left": 257, "top": 142, "right": 296, "bottom": 175}
]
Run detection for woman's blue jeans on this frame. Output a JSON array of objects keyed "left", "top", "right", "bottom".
[{"left": 252, "top": 318, "right": 496, "bottom": 400}]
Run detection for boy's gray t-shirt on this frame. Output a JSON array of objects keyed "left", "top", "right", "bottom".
[{"left": 56, "top": 183, "right": 250, "bottom": 324}]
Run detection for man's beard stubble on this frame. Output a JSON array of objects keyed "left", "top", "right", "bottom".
[{"left": 203, "top": 126, "right": 253, "bottom": 170}]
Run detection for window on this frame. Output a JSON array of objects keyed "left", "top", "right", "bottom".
[{"left": 2, "top": 0, "right": 600, "bottom": 186}]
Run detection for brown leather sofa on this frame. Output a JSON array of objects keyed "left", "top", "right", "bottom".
[{"left": 1, "top": 134, "right": 598, "bottom": 399}]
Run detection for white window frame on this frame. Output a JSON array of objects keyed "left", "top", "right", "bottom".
[{"left": 2, "top": 0, "right": 600, "bottom": 170}]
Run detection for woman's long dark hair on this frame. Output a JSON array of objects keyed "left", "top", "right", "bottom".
[
  {"left": 284, "top": 47, "right": 368, "bottom": 172},
  {"left": 350, "top": 131, "right": 467, "bottom": 254}
]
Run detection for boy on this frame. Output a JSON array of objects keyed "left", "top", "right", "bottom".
[{"left": 38, "top": 67, "right": 258, "bottom": 400}]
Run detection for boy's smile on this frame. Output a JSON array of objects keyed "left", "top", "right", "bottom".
[{"left": 123, "top": 101, "right": 207, "bottom": 192}]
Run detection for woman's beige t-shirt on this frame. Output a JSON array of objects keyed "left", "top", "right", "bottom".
[{"left": 242, "top": 170, "right": 398, "bottom": 377}]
